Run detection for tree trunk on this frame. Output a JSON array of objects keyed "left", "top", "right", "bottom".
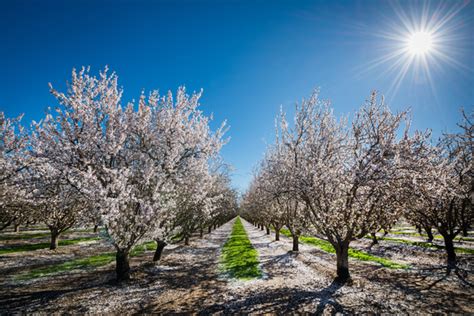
[
  {"left": 443, "top": 235, "right": 456, "bottom": 268},
  {"left": 292, "top": 235, "right": 299, "bottom": 252},
  {"left": 116, "top": 249, "right": 131, "bottom": 281},
  {"left": 416, "top": 225, "right": 422, "bottom": 235},
  {"left": 335, "top": 242, "right": 350, "bottom": 282},
  {"left": 383, "top": 229, "right": 388, "bottom": 237},
  {"left": 50, "top": 229, "right": 60, "bottom": 250},
  {"left": 275, "top": 229, "right": 280, "bottom": 241},
  {"left": 260, "top": 225, "right": 264, "bottom": 231},
  {"left": 153, "top": 240, "right": 167, "bottom": 262},
  {"left": 266, "top": 226, "right": 270, "bottom": 235},
  {"left": 184, "top": 236, "right": 190, "bottom": 246},
  {"left": 462, "top": 226, "right": 468, "bottom": 237},
  {"left": 213, "top": 224, "right": 217, "bottom": 230},
  {"left": 424, "top": 226, "right": 434, "bottom": 243},
  {"left": 93, "top": 225, "right": 98, "bottom": 233},
  {"left": 14, "top": 223, "right": 20, "bottom": 233},
  {"left": 371, "top": 232, "right": 378, "bottom": 245},
  {"left": 208, "top": 226, "right": 212, "bottom": 234}
]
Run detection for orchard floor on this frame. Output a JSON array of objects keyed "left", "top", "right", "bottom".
[{"left": 0, "top": 219, "right": 473, "bottom": 314}]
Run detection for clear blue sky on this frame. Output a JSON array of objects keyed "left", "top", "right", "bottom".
[{"left": 1, "top": 0, "right": 473, "bottom": 192}]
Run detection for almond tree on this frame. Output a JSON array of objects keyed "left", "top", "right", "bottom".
[
  {"left": 243, "top": 138, "right": 308, "bottom": 248},
  {"left": 24, "top": 155, "right": 91, "bottom": 249},
  {"left": 277, "top": 91, "right": 409, "bottom": 281},
  {"left": 405, "top": 112, "right": 473, "bottom": 268},
  {"left": 34, "top": 67, "right": 227, "bottom": 280},
  {"left": 0, "top": 112, "right": 30, "bottom": 231}
]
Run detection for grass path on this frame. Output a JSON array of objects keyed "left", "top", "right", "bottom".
[
  {"left": 220, "top": 217, "right": 262, "bottom": 279},
  {"left": 15, "top": 241, "right": 157, "bottom": 280},
  {"left": 0, "top": 237, "right": 101, "bottom": 255},
  {"left": 389, "top": 231, "right": 474, "bottom": 242},
  {"left": 374, "top": 236, "right": 474, "bottom": 254},
  {"left": 279, "top": 229, "right": 409, "bottom": 269}
]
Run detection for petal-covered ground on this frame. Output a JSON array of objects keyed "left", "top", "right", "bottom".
[{"left": 0, "top": 218, "right": 473, "bottom": 314}]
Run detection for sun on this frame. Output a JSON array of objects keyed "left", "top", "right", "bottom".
[
  {"left": 356, "top": 1, "right": 470, "bottom": 99},
  {"left": 406, "top": 31, "right": 433, "bottom": 56}
]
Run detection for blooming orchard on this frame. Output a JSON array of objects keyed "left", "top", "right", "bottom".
[
  {"left": 2, "top": 67, "right": 236, "bottom": 280},
  {"left": 242, "top": 90, "right": 473, "bottom": 281}
]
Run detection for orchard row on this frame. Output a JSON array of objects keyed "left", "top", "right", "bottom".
[
  {"left": 241, "top": 91, "right": 472, "bottom": 282},
  {"left": 0, "top": 67, "right": 238, "bottom": 281}
]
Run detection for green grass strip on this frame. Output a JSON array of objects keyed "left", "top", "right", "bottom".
[
  {"left": 0, "top": 228, "right": 105, "bottom": 241},
  {"left": 0, "top": 237, "right": 101, "bottom": 255},
  {"left": 279, "top": 229, "right": 409, "bottom": 269},
  {"left": 0, "top": 232, "right": 53, "bottom": 241},
  {"left": 16, "top": 252, "right": 116, "bottom": 280},
  {"left": 377, "top": 236, "right": 474, "bottom": 254},
  {"left": 390, "top": 231, "right": 474, "bottom": 242},
  {"left": 221, "top": 217, "right": 262, "bottom": 279},
  {"left": 16, "top": 241, "right": 158, "bottom": 280}
]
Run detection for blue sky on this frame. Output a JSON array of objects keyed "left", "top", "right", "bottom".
[{"left": 1, "top": 0, "right": 473, "bottom": 192}]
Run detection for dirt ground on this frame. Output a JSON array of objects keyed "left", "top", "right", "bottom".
[{"left": 0, "top": 218, "right": 473, "bottom": 314}]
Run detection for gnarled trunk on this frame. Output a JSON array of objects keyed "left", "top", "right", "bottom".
[
  {"left": 292, "top": 235, "right": 299, "bottom": 252},
  {"left": 370, "top": 232, "right": 378, "bottom": 245},
  {"left": 116, "top": 249, "right": 131, "bottom": 281},
  {"left": 416, "top": 225, "right": 422, "bottom": 235},
  {"left": 153, "top": 240, "right": 167, "bottom": 262},
  {"left": 443, "top": 235, "right": 456, "bottom": 268},
  {"left": 335, "top": 241, "right": 350, "bottom": 282},
  {"left": 50, "top": 229, "right": 60, "bottom": 250},
  {"left": 424, "top": 226, "right": 434, "bottom": 243}
]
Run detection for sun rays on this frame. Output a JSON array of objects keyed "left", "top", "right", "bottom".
[{"left": 356, "top": 0, "right": 471, "bottom": 100}]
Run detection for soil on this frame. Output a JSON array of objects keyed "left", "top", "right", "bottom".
[{"left": 0, "top": 218, "right": 473, "bottom": 314}]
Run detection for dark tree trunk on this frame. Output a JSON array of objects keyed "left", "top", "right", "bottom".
[
  {"left": 462, "top": 226, "right": 468, "bottom": 237},
  {"left": 260, "top": 225, "right": 264, "bottom": 231},
  {"left": 208, "top": 226, "right": 212, "bottom": 234},
  {"left": 371, "top": 232, "right": 378, "bottom": 245},
  {"left": 292, "top": 235, "right": 299, "bottom": 252},
  {"left": 424, "top": 226, "right": 434, "bottom": 243},
  {"left": 443, "top": 235, "right": 456, "bottom": 268},
  {"left": 383, "top": 229, "right": 388, "bottom": 237},
  {"left": 416, "top": 225, "right": 422, "bottom": 235},
  {"left": 213, "top": 224, "right": 217, "bottom": 230},
  {"left": 200, "top": 228, "right": 204, "bottom": 238},
  {"left": 335, "top": 242, "right": 350, "bottom": 282},
  {"left": 153, "top": 240, "right": 167, "bottom": 262},
  {"left": 14, "top": 223, "right": 20, "bottom": 233},
  {"left": 50, "top": 229, "right": 60, "bottom": 250},
  {"left": 93, "top": 225, "right": 98, "bottom": 233},
  {"left": 116, "top": 249, "right": 131, "bottom": 281},
  {"left": 184, "top": 236, "right": 190, "bottom": 246},
  {"left": 266, "top": 226, "right": 270, "bottom": 235},
  {"left": 275, "top": 229, "right": 280, "bottom": 241}
]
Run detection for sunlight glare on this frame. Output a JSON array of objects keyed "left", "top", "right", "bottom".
[{"left": 407, "top": 31, "right": 433, "bottom": 56}]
